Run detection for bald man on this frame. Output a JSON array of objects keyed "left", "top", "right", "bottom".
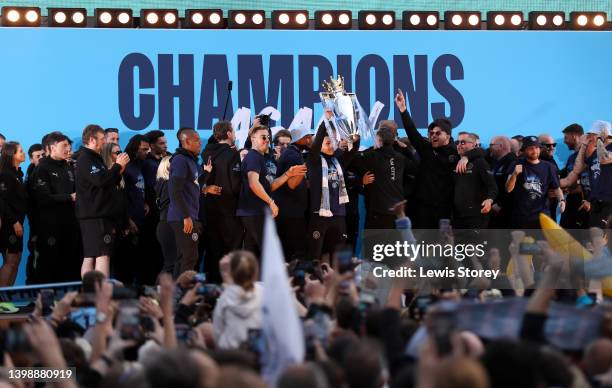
[
  {"left": 488, "top": 136, "right": 516, "bottom": 229},
  {"left": 168, "top": 128, "right": 207, "bottom": 276},
  {"left": 539, "top": 133, "right": 561, "bottom": 218}
]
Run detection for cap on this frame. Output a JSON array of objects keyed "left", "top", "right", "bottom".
[
  {"left": 521, "top": 135, "right": 541, "bottom": 150},
  {"left": 587, "top": 120, "right": 611, "bottom": 138},
  {"left": 290, "top": 125, "right": 314, "bottom": 143}
]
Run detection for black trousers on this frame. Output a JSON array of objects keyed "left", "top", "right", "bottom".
[
  {"left": 276, "top": 216, "right": 307, "bottom": 261},
  {"left": 409, "top": 201, "right": 452, "bottom": 229},
  {"left": 205, "top": 214, "right": 244, "bottom": 282},
  {"left": 590, "top": 200, "right": 612, "bottom": 229},
  {"left": 157, "top": 220, "right": 178, "bottom": 277},
  {"left": 169, "top": 221, "right": 201, "bottom": 277},
  {"left": 241, "top": 216, "right": 265, "bottom": 259},
  {"left": 35, "top": 220, "right": 82, "bottom": 284},
  {"left": 560, "top": 193, "right": 589, "bottom": 229},
  {"left": 364, "top": 213, "right": 396, "bottom": 230},
  {"left": 307, "top": 215, "right": 347, "bottom": 261}
]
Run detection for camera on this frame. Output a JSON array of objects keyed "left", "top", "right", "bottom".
[{"left": 256, "top": 113, "right": 272, "bottom": 127}]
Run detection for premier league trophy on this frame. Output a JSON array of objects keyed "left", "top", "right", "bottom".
[{"left": 320, "top": 75, "right": 378, "bottom": 145}]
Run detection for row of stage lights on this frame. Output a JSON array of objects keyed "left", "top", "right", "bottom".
[{"left": 1, "top": 7, "right": 609, "bottom": 30}]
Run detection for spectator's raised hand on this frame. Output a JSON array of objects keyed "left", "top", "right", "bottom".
[
  {"left": 176, "top": 270, "right": 197, "bottom": 289},
  {"left": 139, "top": 296, "right": 163, "bottom": 320}
]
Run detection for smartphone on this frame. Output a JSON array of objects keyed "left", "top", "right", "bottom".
[
  {"left": 335, "top": 247, "right": 353, "bottom": 274},
  {"left": 246, "top": 329, "right": 265, "bottom": 359},
  {"left": 439, "top": 219, "right": 452, "bottom": 234},
  {"left": 175, "top": 323, "right": 193, "bottom": 343},
  {"left": 430, "top": 309, "right": 457, "bottom": 356},
  {"left": 193, "top": 273, "right": 207, "bottom": 284},
  {"left": 40, "top": 289, "right": 55, "bottom": 316},
  {"left": 519, "top": 242, "right": 542, "bottom": 255},
  {"left": 117, "top": 306, "right": 143, "bottom": 341},
  {"left": 293, "top": 270, "right": 305, "bottom": 288}
]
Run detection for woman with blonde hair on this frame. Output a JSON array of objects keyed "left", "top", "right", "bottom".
[
  {"left": 155, "top": 155, "right": 178, "bottom": 276},
  {"left": 213, "top": 250, "right": 262, "bottom": 349}
]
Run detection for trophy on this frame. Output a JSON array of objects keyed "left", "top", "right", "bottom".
[{"left": 320, "top": 75, "right": 379, "bottom": 144}]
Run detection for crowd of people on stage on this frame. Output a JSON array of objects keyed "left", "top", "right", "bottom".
[
  {"left": 0, "top": 90, "right": 612, "bottom": 388},
  {"left": 0, "top": 90, "right": 609, "bottom": 287}
]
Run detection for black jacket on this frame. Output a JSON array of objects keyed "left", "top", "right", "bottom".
[
  {"left": 155, "top": 178, "right": 170, "bottom": 221},
  {"left": 26, "top": 162, "right": 40, "bottom": 235},
  {"left": 399, "top": 110, "right": 484, "bottom": 208},
  {"left": 491, "top": 152, "right": 517, "bottom": 215},
  {"left": 351, "top": 145, "right": 410, "bottom": 216},
  {"left": 453, "top": 157, "right": 498, "bottom": 218},
  {"left": 201, "top": 142, "right": 241, "bottom": 216},
  {"left": 0, "top": 167, "right": 27, "bottom": 225},
  {"left": 35, "top": 157, "right": 76, "bottom": 225},
  {"left": 307, "top": 121, "right": 360, "bottom": 215},
  {"left": 75, "top": 146, "right": 122, "bottom": 220}
]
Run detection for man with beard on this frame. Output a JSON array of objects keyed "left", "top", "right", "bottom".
[
  {"left": 563, "top": 121, "right": 612, "bottom": 229},
  {"left": 202, "top": 121, "right": 242, "bottom": 281},
  {"left": 488, "top": 136, "right": 516, "bottom": 228},
  {"left": 559, "top": 124, "right": 590, "bottom": 229},
  {"left": 506, "top": 136, "right": 565, "bottom": 229},
  {"left": 453, "top": 132, "right": 497, "bottom": 230},
  {"left": 539, "top": 133, "right": 561, "bottom": 217},
  {"left": 35, "top": 132, "right": 81, "bottom": 282},
  {"left": 76, "top": 124, "right": 130, "bottom": 277},
  {"left": 394, "top": 89, "right": 485, "bottom": 229},
  {"left": 274, "top": 125, "right": 311, "bottom": 260}
]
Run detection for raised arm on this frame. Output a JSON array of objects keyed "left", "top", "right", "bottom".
[{"left": 395, "top": 88, "right": 429, "bottom": 154}]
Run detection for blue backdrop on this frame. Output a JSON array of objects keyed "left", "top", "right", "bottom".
[{"left": 1, "top": 28, "right": 611, "bottom": 285}]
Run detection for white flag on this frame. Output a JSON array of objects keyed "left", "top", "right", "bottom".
[{"left": 261, "top": 213, "right": 305, "bottom": 385}]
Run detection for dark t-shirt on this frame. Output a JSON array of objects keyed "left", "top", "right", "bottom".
[
  {"left": 509, "top": 159, "right": 560, "bottom": 219},
  {"left": 274, "top": 145, "right": 308, "bottom": 217},
  {"left": 237, "top": 149, "right": 271, "bottom": 216},
  {"left": 586, "top": 143, "right": 612, "bottom": 202}
]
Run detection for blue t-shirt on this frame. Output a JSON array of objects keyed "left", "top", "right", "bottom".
[
  {"left": 167, "top": 151, "right": 200, "bottom": 222},
  {"left": 509, "top": 159, "right": 559, "bottom": 219},
  {"left": 124, "top": 160, "right": 146, "bottom": 227},
  {"left": 237, "top": 149, "right": 272, "bottom": 216},
  {"left": 274, "top": 145, "right": 308, "bottom": 217},
  {"left": 586, "top": 143, "right": 612, "bottom": 202}
]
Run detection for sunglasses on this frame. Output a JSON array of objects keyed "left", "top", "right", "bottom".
[
  {"left": 114, "top": 150, "right": 122, "bottom": 155},
  {"left": 542, "top": 143, "right": 557, "bottom": 148},
  {"left": 429, "top": 130, "right": 443, "bottom": 137},
  {"left": 258, "top": 135, "right": 271, "bottom": 141},
  {"left": 455, "top": 140, "right": 474, "bottom": 145},
  {"left": 489, "top": 143, "right": 500, "bottom": 147}
]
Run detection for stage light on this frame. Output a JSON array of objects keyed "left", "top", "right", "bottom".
[
  {"left": 570, "top": 12, "right": 608, "bottom": 30},
  {"left": 528, "top": 12, "right": 565, "bottom": 30},
  {"left": 314, "top": 10, "right": 352, "bottom": 29},
  {"left": 444, "top": 11, "right": 481, "bottom": 30},
  {"left": 272, "top": 10, "right": 309, "bottom": 29},
  {"left": 184, "top": 9, "right": 226, "bottom": 29},
  {"left": 358, "top": 11, "right": 395, "bottom": 30},
  {"left": 1, "top": 6, "right": 41, "bottom": 27},
  {"left": 486, "top": 11, "right": 524, "bottom": 30},
  {"left": 228, "top": 10, "right": 265, "bottom": 29},
  {"left": 402, "top": 11, "right": 439, "bottom": 30},
  {"left": 95, "top": 8, "right": 133, "bottom": 28},
  {"left": 48, "top": 8, "right": 87, "bottom": 27},
  {"left": 140, "top": 9, "right": 179, "bottom": 28}
]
